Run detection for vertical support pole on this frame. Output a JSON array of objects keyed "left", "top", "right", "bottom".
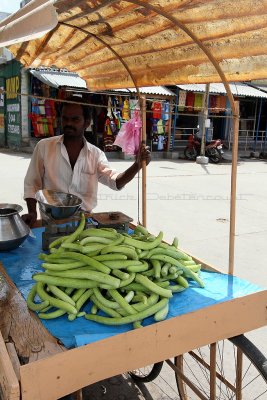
[
  {"left": 210, "top": 343, "right": 216, "bottom": 400},
  {"left": 252, "top": 98, "right": 258, "bottom": 151},
  {"left": 264, "top": 118, "right": 267, "bottom": 153},
  {"left": 236, "top": 347, "right": 243, "bottom": 400},
  {"left": 254, "top": 97, "right": 262, "bottom": 151},
  {"left": 74, "top": 389, "right": 83, "bottom": 400},
  {"left": 167, "top": 99, "right": 173, "bottom": 151},
  {"left": 172, "top": 87, "right": 179, "bottom": 148},
  {"left": 229, "top": 101, "right": 240, "bottom": 274},
  {"left": 200, "top": 84, "right": 210, "bottom": 156},
  {"left": 140, "top": 96, "right": 147, "bottom": 227}
]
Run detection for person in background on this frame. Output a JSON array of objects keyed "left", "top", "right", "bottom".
[{"left": 22, "top": 95, "right": 151, "bottom": 227}]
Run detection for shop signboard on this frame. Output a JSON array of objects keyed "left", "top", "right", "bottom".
[{"left": 5, "top": 66, "right": 21, "bottom": 148}]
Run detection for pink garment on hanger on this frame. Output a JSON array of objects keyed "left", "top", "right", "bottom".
[{"left": 114, "top": 109, "right": 142, "bottom": 154}]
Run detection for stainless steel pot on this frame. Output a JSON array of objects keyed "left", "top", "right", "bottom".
[{"left": 0, "top": 204, "right": 30, "bottom": 251}]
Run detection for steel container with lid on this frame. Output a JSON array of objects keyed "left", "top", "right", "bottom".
[{"left": 0, "top": 204, "right": 30, "bottom": 251}]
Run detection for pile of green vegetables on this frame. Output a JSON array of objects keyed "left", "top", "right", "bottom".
[{"left": 27, "top": 213, "right": 205, "bottom": 328}]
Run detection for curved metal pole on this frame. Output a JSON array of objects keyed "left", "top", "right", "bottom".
[
  {"left": 59, "top": 22, "right": 140, "bottom": 100},
  {"left": 117, "top": 0, "right": 239, "bottom": 273},
  {"left": 60, "top": 21, "right": 147, "bottom": 226},
  {"left": 63, "top": 2, "right": 239, "bottom": 271}
]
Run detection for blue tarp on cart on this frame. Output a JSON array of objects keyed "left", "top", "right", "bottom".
[{"left": 0, "top": 228, "right": 264, "bottom": 349}]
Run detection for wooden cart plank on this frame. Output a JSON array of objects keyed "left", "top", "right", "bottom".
[
  {"left": 19, "top": 290, "right": 267, "bottom": 400},
  {"left": 0, "top": 263, "right": 65, "bottom": 362},
  {"left": 6, "top": 343, "right": 21, "bottom": 381},
  {"left": 0, "top": 332, "right": 20, "bottom": 400}
]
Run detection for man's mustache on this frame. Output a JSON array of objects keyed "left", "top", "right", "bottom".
[{"left": 63, "top": 126, "right": 76, "bottom": 131}]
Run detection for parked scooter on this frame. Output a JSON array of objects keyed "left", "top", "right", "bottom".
[{"left": 184, "top": 131, "right": 223, "bottom": 163}]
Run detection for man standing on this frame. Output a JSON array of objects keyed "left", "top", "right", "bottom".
[{"left": 23, "top": 96, "right": 150, "bottom": 226}]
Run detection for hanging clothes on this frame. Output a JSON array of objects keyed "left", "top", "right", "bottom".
[
  {"left": 122, "top": 98, "right": 130, "bottom": 120},
  {"left": 129, "top": 99, "right": 139, "bottom": 118},
  {"left": 157, "top": 119, "right": 164, "bottom": 135},
  {"left": 178, "top": 90, "right": 187, "bottom": 111},
  {"left": 185, "top": 92, "right": 195, "bottom": 112},
  {"left": 31, "top": 97, "right": 40, "bottom": 115},
  {"left": 107, "top": 96, "right": 112, "bottom": 118},
  {"left": 38, "top": 99, "right": 46, "bottom": 115},
  {"left": 157, "top": 135, "right": 165, "bottom": 151},
  {"left": 162, "top": 101, "right": 170, "bottom": 120},
  {"left": 105, "top": 117, "right": 113, "bottom": 136},
  {"left": 212, "top": 95, "right": 221, "bottom": 114},
  {"left": 217, "top": 95, "right": 227, "bottom": 111},
  {"left": 165, "top": 119, "right": 170, "bottom": 134},
  {"left": 112, "top": 96, "right": 120, "bottom": 110},
  {"left": 152, "top": 118, "right": 158, "bottom": 134},
  {"left": 209, "top": 95, "right": 217, "bottom": 113},
  {"left": 152, "top": 101, "right": 162, "bottom": 119},
  {"left": 194, "top": 93, "right": 203, "bottom": 111},
  {"left": 114, "top": 109, "right": 142, "bottom": 155},
  {"left": 44, "top": 99, "right": 56, "bottom": 118}
]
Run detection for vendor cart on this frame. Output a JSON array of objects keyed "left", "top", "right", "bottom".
[{"left": 0, "top": 218, "right": 266, "bottom": 400}]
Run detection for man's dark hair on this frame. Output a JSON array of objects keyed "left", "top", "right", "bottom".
[{"left": 61, "top": 94, "right": 92, "bottom": 121}]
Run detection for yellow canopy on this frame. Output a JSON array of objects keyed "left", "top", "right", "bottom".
[{"left": 1, "top": 0, "right": 267, "bottom": 90}]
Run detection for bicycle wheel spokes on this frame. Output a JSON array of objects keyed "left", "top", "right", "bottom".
[
  {"left": 129, "top": 362, "right": 164, "bottom": 383},
  {"left": 173, "top": 336, "right": 267, "bottom": 400}
]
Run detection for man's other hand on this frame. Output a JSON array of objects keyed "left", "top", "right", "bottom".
[{"left": 22, "top": 212, "right": 37, "bottom": 227}]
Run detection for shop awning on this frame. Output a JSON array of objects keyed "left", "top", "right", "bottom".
[
  {"left": 249, "top": 85, "right": 267, "bottom": 95},
  {"left": 176, "top": 83, "right": 267, "bottom": 99},
  {"left": 113, "top": 86, "right": 175, "bottom": 97},
  {"left": 29, "top": 68, "right": 87, "bottom": 89},
  {"left": 0, "top": 0, "right": 267, "bottom": 91},
  {"left": 29, "top": 67, "right": 176, "bottom": 95}
]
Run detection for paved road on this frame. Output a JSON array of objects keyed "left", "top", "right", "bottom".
[{"left": 0, "top": 149, "right": 266, "bottom": 399}]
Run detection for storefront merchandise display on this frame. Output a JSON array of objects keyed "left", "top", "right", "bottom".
[
  {"left": 29, "top": 77, "right": 58, "bottom": 138},
  {"left": 150, "top": 100, "right": 170, "bottom": 151}
]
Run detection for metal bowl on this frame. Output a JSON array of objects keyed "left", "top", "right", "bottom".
[{"left": 35, "top": 190, "right": 82, "bottom": 220}]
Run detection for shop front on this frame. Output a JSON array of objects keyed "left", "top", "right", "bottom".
[
  {"left": 169, "top": 83, "right": 267, "bottom": 151},
  {"left": 89, "top": 87, "right": 175, "bottom": 154},
  {"left": 26, "top": 69, "right": 176, "bottom": 155}
]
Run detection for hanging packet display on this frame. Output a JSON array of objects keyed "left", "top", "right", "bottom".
[
  {"left": 122, "top": 99, "right": 130, "bottom": 120},
  {"left": 185, "top": 92, "right": 195, "bottom": 112},
  {"left": 194, "top": 93, "right": 203, "bottom": 111},
  {"left": 178, "top": 90, "right": 187, "bottom": 111}
]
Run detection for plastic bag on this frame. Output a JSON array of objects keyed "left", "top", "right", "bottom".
[{"left": 113, "top": 110, "right": 142, "bottom": 155}]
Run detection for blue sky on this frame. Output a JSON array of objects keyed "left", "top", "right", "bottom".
[{"left": 0, "top": 0, "right": 21, "bottom": 14}]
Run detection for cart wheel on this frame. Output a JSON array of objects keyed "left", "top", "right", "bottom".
[
  {"left": 174, "top": 334, "right": 267, "bottom": 399},
  {"left": 129, "top": 362, "right": 164, "bottom": 382}
]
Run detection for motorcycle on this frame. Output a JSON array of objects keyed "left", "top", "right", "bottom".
[{"left": 184, "top": 131, "right": 224, "bottom": 164}]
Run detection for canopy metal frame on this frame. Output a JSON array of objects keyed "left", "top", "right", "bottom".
[{"left": 1, "top": 0, "right": 242, "bottom": 273}]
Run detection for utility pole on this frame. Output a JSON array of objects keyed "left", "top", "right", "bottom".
[{"left": 196, "top": 83, "right": 210, "bottom": 164}]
